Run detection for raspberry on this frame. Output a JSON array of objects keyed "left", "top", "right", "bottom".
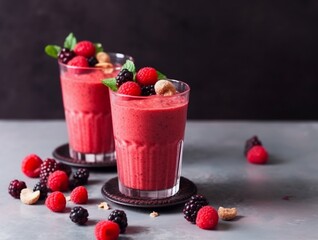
[
  {"left": 95, "top": 220, "right": 120, "bottom": 240},
  {"left": 73, "top": 168, "right": 90, "bottom": 185},
  {"left": 70, "top": 186, "right": 88, "bottom": 204},
  {"left": 47, "top": 170, "right": 69, "bottom": 192},
  {"left": 108, "top": 209, "right": 128, "bottom": 233},
  {"left": 136, "top": 67, "right": 158, "bottom": 86},
  {"left": 45, "top": 191, "right": 66, "bottom": 212},
  {"left": 74, "top": 41, "right": 96, "bottom": 58},
  {"left": 183, "top": 194, "right": 209, "bottom": 223},
  {"left": 115, "top": 69, "right": 134, "bottom": 87},
  {"left": 33, "top": 181, "right": 50, "bottom": 200},
  {"left": 117, "top": 81, "right": 141, "bottom": 96},
  {"left": 247, "top": 145, "right": 268, "bottom": 164},
  {"left": 21, "top": 154, "right": 43, "bottom": 178},
  {"left": 69, "top": 206, "right": 89, "bottom": 225},
  {"left": 196, "top": 206, "right": 219, "bottom": 230},
  {"left": 8, "top": 180, "right": 27, "bottom": 199},
  {"left": 244, "top": 136, "right": 262, "bottom": 156},
  {"left": 68, "top": 56, "right": 89, "bottom": 68},
  {"left": 58, "top": 48, "right": 75, "bottom": 64},
  {"left": 39, "top": 158, "right": 58, "bottom": 183},
  {"left": 141, "top": 85, "right": 156, "bottom": 96}
]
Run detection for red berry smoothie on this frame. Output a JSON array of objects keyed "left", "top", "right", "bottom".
[{"left": 110, "top": 80, "right": 190, "bottom": 198}]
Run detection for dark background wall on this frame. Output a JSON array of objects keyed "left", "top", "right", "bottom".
[{"left": 1, "top": 0, "right": 318, "bottom": 120}]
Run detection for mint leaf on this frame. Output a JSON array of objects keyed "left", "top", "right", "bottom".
[
  {"left": 64, "top": 32, "right": 77, "bottom": 50},
  {"left": 44, "top": 45, "right": 61, "bottom": 58},
  {"left": 94, "top": 43, "right": 103, "bottom": 53},
  {"left": 102, "top": 78, "right": 118, "bottom": 91},
  {"left": 121, "top": 60, "right": 135, "bottom": 73},
  {"left": 157, "top": 70, "right": 167, "bottom": 80}
]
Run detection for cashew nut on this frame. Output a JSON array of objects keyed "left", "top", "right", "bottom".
[
  {"left": 154, "top": 80, "right": 177, "bottom": 96},
  {"left": 96, "top": 52, "right": 111, "bottom": 63},
  {"left": 218, "top": 207, "right": 237, "bottom": 220},
  {"left": 20, "top": 188, "right": 40, "bottom": 205}
]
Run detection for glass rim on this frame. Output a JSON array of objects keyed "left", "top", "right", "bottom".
[
  {"left": 110, "top": 79, "right": 190, "bottom": 99},
  {"left": 58, "top": 52, "right": 134, "bottom": 70}
]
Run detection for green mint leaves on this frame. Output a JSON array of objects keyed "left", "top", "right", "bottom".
[
  {"left": 102, "top": 78, "right": 118, "bottom": 91},
  {"left": 94, "top": 43, "right": 103, "bottom": 53},
  {"left": 122, "top": 60, "right": 136, "bottom": 73},
  {"left": 157, "top": 71, "right": 166, "bottom": 80},
  {"left": 63, "top": 32, "right": 77, "bottom": 50},
  {"left": 44, "top": 45, "right": 61, "bottom": 59}
]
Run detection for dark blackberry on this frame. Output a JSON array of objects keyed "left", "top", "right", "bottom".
[
  {"left": 108, "top": 209, "right": 128, "bottom": 233},
  {"left": 8, "top": 179, "right": 27, "bottom": 199},
  {"left": 58, "top": 48, "right": 76, "bottom": 64},
  {"left": 56, "top": 162, "right": 72, "bottom": 177},
  {"left": 183, "top": 194, "right": 209, "bottom": 224},
  {"left": 87, "top": 56, "right": 98, "bottom": 67},
  {"left": 69, "top": 206, "right": 89, "bottom": 225},
  {"left": 33, "top": 181, "right": 50, "bottom": 200},
  {"left": 244, "top": 135, "right": 262, "bottom": 156},
  {"left": 73, "top": 168, "right": 90, "bottom": 185},
  {"left": 141, "top": 85, "right": 156, "bottom": 96},
  {"left": 116, "top": 69, "right": 133, "bottom": 87},
  {"left": 39, "top": 158, "right": 58, "bottom": 183},
  {"left": 69, "top": 179, "right": 83, "bottom": 190}
]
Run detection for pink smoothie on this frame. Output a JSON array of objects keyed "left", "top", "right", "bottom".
[
  {"left": 110, "top": 93, "right": 189, "bottom": 192},
  {"left": 60, "top": 67, "right": 119, "bottom": 154}
]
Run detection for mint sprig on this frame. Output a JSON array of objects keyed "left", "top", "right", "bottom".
[
  {"left": 102, "top": 78, "right": 118, "bottom": 91},
  {"left": 157, "top": 70, "right": 166, "bottom": 80},
  {"left": 44, "top": 45, "right": 61, "bottom": 59},
  {"left": 64, "top": 32, "right": 77, "bottom": 50},
  {"left": 94, "top": 43, "right": 103, "bottom": 53}
]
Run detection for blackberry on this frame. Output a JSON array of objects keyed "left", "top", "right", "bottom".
[
  {"left": 33, "top": 181, "right": 50, "bottom": 200},
  {"left": 116, "top": 69, "right": 133, "bottom": 87},
  {"left": 87, "top": 56, "right": 98, "bottom": 67},
  {"left": 56, "top": 162, "right": 72, "bottom": 177},
  {"left": 73, "top": 168, "right": 90, "bottom": 185},
  {"left": 69, "top": 206, "right": 89, "bottom": 225},
  {"left": 141, "top": 85, "right": 156, "bottom": 96},
  {"left": 244, "top": 135, "right": 262, "bottom": 156},
  {"left": 39, "top": 158, "right": 58, "bottom": 183},
  {"left": 69, "top": 179, "right": 83, "bottom": 190},
  {"left": 8, "top": 179, "right": 27, "bottom": 199},
  {"left": 183, "top": 194, "right": 209, "bottom": 224},
  {"left": 58, "top": 48, "right": 75, "bottom": 64},
  {"left": 108, "top": 209, "right": 128, "bottom": 233}
]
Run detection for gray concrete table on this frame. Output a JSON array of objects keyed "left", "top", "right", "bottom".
[{"left": 0, "top": 120, "right": 317, "bottom": 240}]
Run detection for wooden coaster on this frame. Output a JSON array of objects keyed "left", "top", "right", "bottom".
[
  {"left": 52, "top": 143, "right": 117, "bottom": 168},
  {"left": 101, "top": 177, "right": 197, "bottom": 208}
]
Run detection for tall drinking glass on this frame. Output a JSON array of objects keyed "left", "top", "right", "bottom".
[
  {"left": 59, "top": 53, "right": 133, "bottom": 162},
  {"left": 109, "top": 79, "right": 190, "bottom": 199}
]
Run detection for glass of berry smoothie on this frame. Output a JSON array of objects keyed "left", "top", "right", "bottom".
[
  {"left": 109, "top": 78, "right": 190, "bottom": 199},
  {"left": 59, "top": 52, "right": 133, "bottom": 162}
]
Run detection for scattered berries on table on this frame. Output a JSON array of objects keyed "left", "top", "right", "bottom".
[
  {"left": 95, "top": 220, "right": 120, "bottom": 240},
  {"left": 68, "top": 56, "right": 89, "bottom": 68},
  {"left": 244, "top": 135, "right": 262, "bottom": 156},
  {"left": 69, "top": 206, "right": 89, "bottom": 225},
  {"left": 73, "top": 168, "right": 90, "bottom": 185},
  {"left": 183, "top": 194, "right": 209, "bottom": 223},
  {"left": 21, "top": 154, "right": 43, "bottom": 178},
  {"left": 70, "top": 186, "right": 88, "bottom": 204},
  {"left": 136, "top": 67, "right": 158, "bottom": 86},
  {"left": 39, "top": 158, "right": 58, "bottom": 183},
  {"left": 108, "top": 209, "right": 128, "bottom": 233},
  {"left": 74, "top": 40, "right": 96, "bottom": 58},
  {"left": 8, "top": 179, "right": 27, "bottom": 199},
  {"left": 196, "top": 206, "right": 219, "bottom": 230},
  {"left": 247, "top": 145, "right": 268, "bottom": 164},
  {"left": 33, "top": 181, "right": 50, "bottom": 200},
  {"left": 116, "top": 69, "right": 134, "bottom": 87},
  {"left": 141, "top": 85, "right": 156, "bottom": 96},
  {"left": 118, "top": 81, "right": 142, "bottom": 96},
  {"left": 45, "top": 191, "right": 66, "bottom": 212},
  {"left": 58, "top": 48, "right": 75, "bottom": 64},
  {"left": 47, "top": 170, "right": 69, "bottom": 192}
]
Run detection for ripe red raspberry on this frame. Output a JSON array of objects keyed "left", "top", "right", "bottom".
[
  {"left": 95, "top": 220, "right": 120, "bottom": 240},
  {"left": 68, "top": 55, "right": 89, "bottom": 68},
  {"left": 196, "top": 206, "right": 219, "bottom": 230},
  {"left": 247, "top": 145, "right": 268, "bottom": 164},
  {"left": 74, "top": 41, "right": 96, "bottom": 58},
  {"left": 136, "top": 67, "right": 158, "bottom": 86},
  {"left": 45, "top": 191, "right": 66, "bottom": 212},
  {"left": 70, "top": 186, "right": 88, "bottom": 204},
  {"left": 47, "top": 170, "right": 69, "bottom": 192},
  {"left": 21, "top": 154, "right": 43, "bottom": 178},
  {"left": 117, "top": 81, "right": 141, "bottom": 96}
]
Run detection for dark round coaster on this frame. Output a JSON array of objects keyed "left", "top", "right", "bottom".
[
  {"left": 52, "top": 143, "right": 117, "bottom": 168},
  {"left": 101, "top": 177, "right": 197, "bottom": 208}
]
